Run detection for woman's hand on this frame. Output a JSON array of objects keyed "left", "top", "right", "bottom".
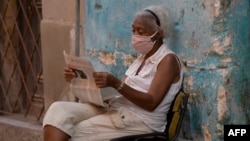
[
  {"left": 92, "top": 72, "right": 118, "bottom": 88},
  {"left": 64, "top": 67, "right": 76, "bottom": 82}
]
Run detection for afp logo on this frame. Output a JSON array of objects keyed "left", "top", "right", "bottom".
[{"left": 224, "top": 125, "right": 250, "bottom": 141}]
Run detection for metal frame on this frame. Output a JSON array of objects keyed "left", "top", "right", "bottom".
[{"left": 0, "top": 0, "right": 44, "bottom": 122}]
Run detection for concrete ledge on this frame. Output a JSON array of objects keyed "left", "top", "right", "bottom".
[{"left": 0, "top": 115, "right": 43, "bottom": 141}]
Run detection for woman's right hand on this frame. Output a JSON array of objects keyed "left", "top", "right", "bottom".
[{"left": 64, "top": 67, "right": 76, "bottom": 82}]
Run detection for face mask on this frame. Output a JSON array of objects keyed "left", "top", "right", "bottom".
[{"left": 131, "top": 31, "right": 158, "bottom": 54}]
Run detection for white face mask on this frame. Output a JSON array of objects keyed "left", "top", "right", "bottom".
[{"left": 131, "top": 31, "right": 158, "bottom": 54}]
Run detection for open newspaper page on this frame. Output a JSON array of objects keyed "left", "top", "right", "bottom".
[{"left": 63, "top": 51, "right": 120, "bottom": 107}]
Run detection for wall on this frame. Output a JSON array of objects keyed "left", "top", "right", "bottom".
[
  {"left": 83, "top": 0, "right": 250, "bottom": 140},
  {"left": 41, "top": 0, "right": 85, "bottom": 110}
]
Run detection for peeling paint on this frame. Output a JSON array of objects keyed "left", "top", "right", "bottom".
[
  {"left": 209, "top": 65, "right": 216, "bottom": 70},
  {"left": 213, "top": 42, "right": 224, "bottom": 55},
  {"left": 87, "top": 48, "right": 136, "bottom": 67},
  {"left": 186, "top": 58, "right": 202, "bottom": 67},
  {"left": 217, "top": 86, "right": 228, "bottom": 122},
  {"left": 88, "top": 48, "right": 97, "bottom": 56},
  {"left": 223, "top": 36, "right": 232, "bottom": 47},
  {"left": 212, "top": 37, "right": 225, "bottom": 55},
  {"left": 186, "top": 76, "right": 194, "bottom": 92},
  {"left": 121, "top": 53, "right": 136, "bottom": 67},
  {"left": 98, "top": 52, "right": 116, "bottom": 65},
  {"left": 207, "top": 36, "right": 232, "bottom": 57},
  {"left": 220, "top": 57, "right": 232, "bottom": 63},
  {"left": 84, "top": 0, "right": 250, "bottom": 140},
  {"left": 220, "top": 69, "right": 230, "bottom": 84},
  {"left": 215, "top": 0, "right": 235, "bottom": 17},
  {"left": 214, "top": 0, "right": 221, "bottom": 17},
  {"left": 216, "top": 123, "right": 223, "bottom": 136},
  {"left": 203, "top": 125, "right": 212, "bottom": 141}
]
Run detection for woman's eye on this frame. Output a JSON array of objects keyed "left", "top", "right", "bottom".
[
  {"left": 131, "top": 28, "right": 145, "bottom": 35},
  {"left": 138, "top": 31, "right": 144, "bottom": 35},
  {"left": 138, "top": 29, "right": 145, "bottom": 35}
]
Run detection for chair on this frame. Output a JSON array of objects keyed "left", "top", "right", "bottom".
[{"left": 110, "top": 89, "right": 189, "bottom": 141}]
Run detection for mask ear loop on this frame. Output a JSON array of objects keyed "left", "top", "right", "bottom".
[{"left": 150, "top": 31, "right": 158, "bottom": 42}]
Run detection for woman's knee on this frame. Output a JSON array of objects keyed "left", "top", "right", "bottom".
[
  {"left": 43, "top": 102, "right": 73, "bottom": 125},
  {"left": 46, "top": 101, "right": 78, "bottom": 116},
  {"left": 47, "top": 101, "right": 66, "bottom": 112}
]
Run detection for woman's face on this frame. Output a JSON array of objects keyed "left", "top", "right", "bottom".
[{"left": 131, "top": 15, "right": 158, "bottom": 36}]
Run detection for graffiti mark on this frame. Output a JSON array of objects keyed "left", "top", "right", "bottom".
[
  {"left": 189, "top": 31, "right": 199, "bottom": 48},
  {"left": 201, "top": 2, "right": 206, "bottom": 10},
  {"left": 95, "top": 0, "right": 102, "bottom": 10}
]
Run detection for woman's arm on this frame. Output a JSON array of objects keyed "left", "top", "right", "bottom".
[{"left": 93, "top": 54, "right": 180, "bottom": 111}]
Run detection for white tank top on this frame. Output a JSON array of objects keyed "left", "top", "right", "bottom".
[{"left": 111, "top": 44, "right": 183, "bottom": 132}]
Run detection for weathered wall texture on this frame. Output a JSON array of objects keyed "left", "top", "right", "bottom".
[
  {"left": 41, "top": 0, "right": 85, "bottom": 110},
  {"left": 83, "top": 0, "right": 250, "bottom": 140}
]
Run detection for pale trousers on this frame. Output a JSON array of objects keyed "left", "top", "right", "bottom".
[{"left": 43, "top": 101, "right": 153, "bottom": 141}]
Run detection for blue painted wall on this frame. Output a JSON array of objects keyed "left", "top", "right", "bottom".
[{"left": 83, "top": 0, "right": 250, "bottom": 140}]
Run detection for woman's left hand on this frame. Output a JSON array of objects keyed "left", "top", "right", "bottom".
[{"left": 92, "top": 72, "right": 116, "bottom": 88}]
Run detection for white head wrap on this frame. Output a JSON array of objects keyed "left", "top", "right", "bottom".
[{"left": 143, "top": 5, "right": 172, "bottom": 39}]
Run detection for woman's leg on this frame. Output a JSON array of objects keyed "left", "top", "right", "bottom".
[
  {"left": 71, "top": 107, "right": 153, "bottom": 141},
  {"left": 44, "top": 125, "right": 70, "bottom": 141},
  {"left": 43, "top": 101, "right": 107, "bottom": 141}
]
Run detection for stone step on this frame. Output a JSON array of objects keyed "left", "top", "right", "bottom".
[{"left": 0, "top": 115, "right": 43, "bottom": 141}]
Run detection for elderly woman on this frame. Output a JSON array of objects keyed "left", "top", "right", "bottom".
[{"left": 43, "top": 5, "right": 183, "bottom": 141}]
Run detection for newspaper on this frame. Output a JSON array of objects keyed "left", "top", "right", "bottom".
[{"left": 63, "top": 51, "right": 120, "bottom": 107}]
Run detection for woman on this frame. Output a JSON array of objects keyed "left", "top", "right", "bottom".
[{"left": 43, "top": 5, "right": 183, "bottom": 141}]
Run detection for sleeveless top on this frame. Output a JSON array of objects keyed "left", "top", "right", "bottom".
[{"left": 111, "top": 44, "right": 183, "bottom": 132}]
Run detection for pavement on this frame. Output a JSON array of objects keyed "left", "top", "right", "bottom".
[{"left": 0, "top": 115, "right": 43, "bottom": 141}]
